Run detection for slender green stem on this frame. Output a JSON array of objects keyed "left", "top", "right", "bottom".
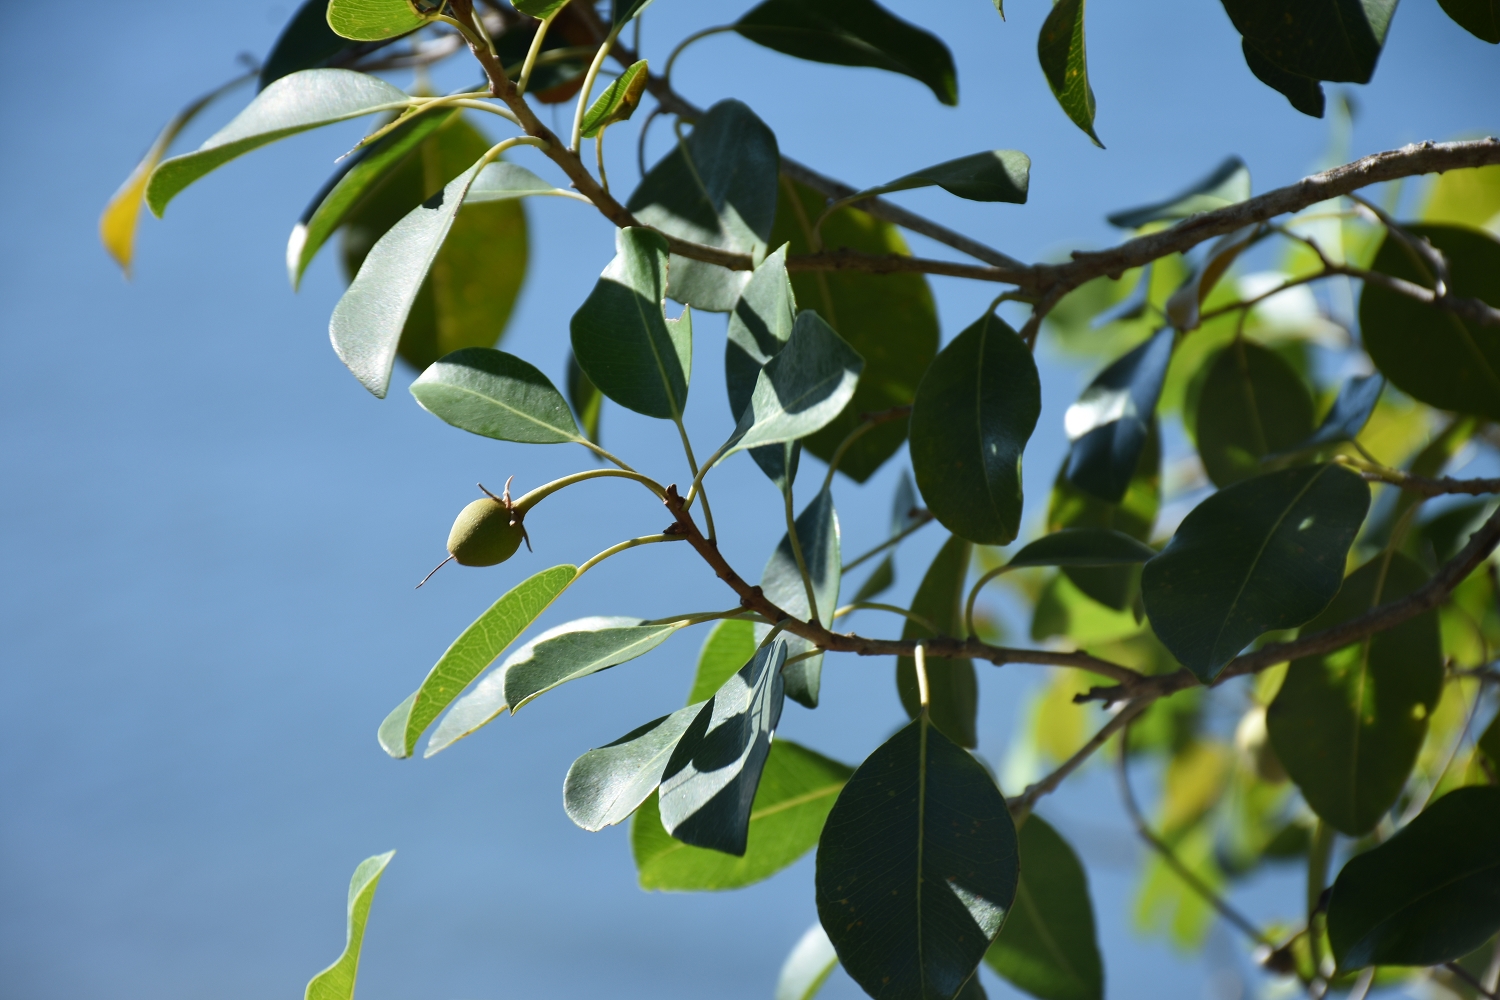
[
  {"left": 571, "top": 21, "right": 623, "bottom": 152},
  {"left": 596, "top": 123, "right": 610, "bottom": 194},
  {"left": 683, "top": 439, "right": 731, "bottom": 508},
  {"left": 842, "top": 512, "right": 934, "bottom": 573},
  {"left": 576, "top": 438, "right": 638, "bottom": 472},
  {"left": 672, "top": 416, "right": 716, "bottom": 541},
  {"left": 435, "top": 13, "right": 494, "bottom": 56},
  {"left": 914, "top": 642, "right": 931, "bottom": 710},
  {"left": 821, "top": 424, "right": 878, "bottom": 493},
  {"left": 832, "top": 602, "right": 940, "bottom": 635},
  {"left": 640, "top": 607, "right": 764, "bottom": 628},
  {"left": 1306, "top": 819, "right": 1336, "bottom": 977},
  {"left": 512, "top": 467, "right": 665, "bottom": 514},
  {"left": 758, "top": 619, "right": 791, "bottom": 649},
  {"left": 783, "top": 647, "right": 821, "bottom": 667},
  {"left": 577, "top": 533, "right": 681, "bottom": 575},
  {"left": 348, "top": 92, "right": 515, "bottom": 157},
  {"left": 964, "top": 564, "right": 1015, "bottom": 640},
  {"left": 662, "top": 24, "right": 735, "bottom": 85},
  {"left": 516, "top": 9, "right": 560, "bottom": 95},
  {"left": 441, "top": 98, "right": 527, "bottom": 122},
  {"left": 784, "top": 485, "right": 821, "bottom": 626}
]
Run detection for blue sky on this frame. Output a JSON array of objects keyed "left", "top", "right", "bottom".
[{"left": 1, "top": 2, "right": 1495, "bottom": 998}]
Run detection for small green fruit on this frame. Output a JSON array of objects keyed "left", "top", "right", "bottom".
[{"left": 447, "top": 498, "right": 526, "bottom": 566}]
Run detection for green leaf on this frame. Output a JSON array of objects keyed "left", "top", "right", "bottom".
[
  {"left": 1240, "top": 40, "right": 1326, "bottom": 118},
  {"left": 726, "top": 246, "right": 801, "bottom": 487},
  {"left": 1107, "top": 157, "right": 1251, "bottom": 229},
  {"left": 566, "top": 351, "right": 604, "bottom": 445},
  {"left": 1481, "top": 712, "right": 1500, "bottom": 770},
  {"left": 687, "top": 619, "right": 757, "bottom": 706},
  {"left": 897, "top": 535, "right": 979, "bottom": 748},
  {"left": 735, "top": 0, "right": 958, "bottom": 105},
  {"left": 1141, "top": 464, "right": 1370, "bottom": 682},
  {"left": 852, "top": 555, "right": 896, "bottom": 603},
  {"left": 1164, "top": 224, "right": 1259, "bottom": 331},
  {"left": 423, "top": 668, "right": 504, "bottom": 757},
  {"left": 1194, "top": 340, "right": 1315, "bottom": 487},
  {"left": 626, "top": 100, "right": 780, "bottom": 311},
  {"left": 773, "top": 177, "right": 939, "bottom": 482},
  {"left": 304, "top": 851, "right": 395, "bottom": 1000},
  {"left": 757, "top": 488, "right": 841, "bottom": 708},
  {"left": 1047, "top": 422, "right": 1159, "bottom": 611},
  {"left": 330, "top": 154, "right": 494, "bottom": 398},
  {"left": 853, "top": 151, "right": 1030, "bottom": 204},
  {"left": 570, "top": 228, "right": 692, "bottom": 420},
  {"left": 659, "top": 640, "right": 787, "bottom": 855},
  {"left": 1359, "top": 224, "right": 1500, "bottom": 421},
  {"left": 1440, "top": 0, "right": 1500, "bottom": 43},
  {"left": 502, "top": 616, "right": 684, "bottom": 712},
  {"left": 326, "top": 0, "right": 432, "bottom": 41},
  {"left": 816, "top": 715, "right": 1018, "bottom": 999},
  {"left": 379, "top": 564, "right": 577, "bottom": 758},
  {"left": 261, "top": 0, "right": 364, "bottom": 91},
  {"left": 515, "top": 0, "right": 570, "bottom": 17},
  {"left": 463, "top": 161, "right": 574, "bottom": 203},
  {"left": 1030, "top": 572, "right": 1143, "bottom": 646},
  {"left": 1220, "top": 0, "right": 1399, "bottom": 84},
  {"left": 910, "top": 312, "right": 1040, "bottom": 546},
  {"left": 1063, "top": 328, "right": 1174, "bottom": 504},
  {"left": 581, "top": 59, "right": 649, "bottom": 138},
  {"left": 985, "top": 815, "right": 1103, "bottom": 1000},
  {"left": 337, "top": 116, "right": 535, "bottom": 379},
  {"left": 1275, "top": 373, "right": 1384, "bottom": 458},
  {"left": 410, "top": 347, "right": 582, "bottom": 444},
  {"left": 1266, "top": 552, "right": 1443, "bottom": 835},
  {"left": 1423, "top": 165, "right": 1500, "bottom": 234},
  {"left": 632, "top": 739, "right": 852, "bottom": 889},
  {"left": 288, "top": 108, "right": 457, "bottom": 289},
  {"left": 1037, "top": 0, "right": 1102, "bottom": 147},
  {"left": 563, "top": 702, "right": 708, "bottom": 831},
  {"left": 776, "top": 924, "right": 840, "bottom": 1000},
  {"left": 1008, "top": 529, "right": 1156, "bottom": 569},
  {"left": 720, "top": 311, "right": 865, "bottom": 461},
  {"left": 146, "top": 70, "right": 410, "bottom": 216},
  {"left": 1328, "top": 786, "right": 1500, "bottom": 969}
]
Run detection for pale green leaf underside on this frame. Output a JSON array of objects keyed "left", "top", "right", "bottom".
[{"left": 304, "top": 851, "right": 395, "bottom": 1000}]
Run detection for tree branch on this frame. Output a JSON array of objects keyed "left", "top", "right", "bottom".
[{"left": 1009, "top": 699, "right": 1148, "bottom": 817}]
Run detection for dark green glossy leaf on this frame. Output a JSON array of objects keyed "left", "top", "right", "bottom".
[
  {"left": 1241, "top": 40, "right": 1326, "bottom": 118},
  {"left": 331, "top": 155, "right": 492, "bottom": 397},
  {"left": 1064, "top": 328, "right": 1174, "bottom": 504},
  {"left": 563, "top": 702, "right": 707, "bottom": 831},
  {"left": 735, "top": 0, "right": 958, "bottom": 105},
  {"left": 1220, "top": 0, "right": 1398, "bottom": 83},
  {"left": 288, "top": 108, "right": 456, "bottom": 289},
  {"left": 581, "top": 59, "right": 649, "bottom": 138},
  {"left": 613, "top": 0, "right": 656, "bottom": 23},
  {"left": 627, "top": 100, "right": 779, "bottom": 311},
  {"left": 261, "top": 0, "right": 364, "bottom": 91},
  {"left": 1276, "top": 373, "right": 1384, "bottom": 458},
  {"left": 503, "top": 616, "right": 684, "bottom": 712},
  {"left": 1480, "top": 712, "right": 1500, "bottom": 769},
  {"left": 1266, "top": 553, "right": 1442, "bottom": 835},
  {"left": 910, "top": 312, "right": 1040, "bottom": 546},
  {"left": 1008, "top": 529, "right": 1156, "bottom": 569},
  {"left": 658, "top": 640, "right": 787, "bottom": 855},
  {"left": 566, "top": 351, "right": 604, "bottom": 445},
  {"left": 1359, "top": 224, "right": 1500, "bottom": 421},
  {"left": 1437, "top": 0, "right": 1500, "bottom": 40},
  {"left": 852, "top": 555, "right": 896, "bottom": 603},
  {"left": 1194, "top": 340, "right": 1315, "bottom": 487},
  {"left": 856, "top": 151, "right": 1030, "bottom": 204},
  {"left": 1037, "top": 0, "right": 1101, "bottom": 147},
  {"left": 817, "top": 716, "right": 1018, "bottom": 1000},
  {"left": 776, "top": 924, "right": 840, "bottom": 1000},
  {"left": 757, "top": 488, "right": 841, "bottom": 708},
  {"left": 721, "top": 311, "right": 865, "bottom": 461},
  {"left": 410, "top": 347, "right": 581, "bottom": 444},
  {"left": 1142, "top": 464, "right": 1369, "bottom": 682},
  {"left": 633, "top": 739, "right": 852, "bottom": 890},
  {"left": 1048, "top": 422, "right": 1159, "bottom": 610},
  {"left": 304, "top": 851, "right": 394, "bottom": 1000},
  {"left": 985, "top": 815, "right": 1103, "bottom": 1000},
  {"left": 379, "top": 564, "right": 577, "bottom": 758},
  {"left": 897, "top": 535, "right": 978, "bottom": 747},
  {"left": 726, "top": 247, "right": 800, "bottom": 487},
  {"left": 773, "top": 177, "right": 939, "bottom": 481},
  {"left": 1328, "top": 786, "right": 1500, "bottom": 969},
  {"left": 327, "top": 0, "right": 431, "bottom": 41},
  {"left": 147, "top": 69, "right": 410, "bottom": 216},
  {"left": 688, "top": 619, "right": 758, "bottom": 706},
  {"left": 1107, "top": 157, "right": 1251, "bottom": 229},
  {"left": 570, "top": 228, "right": 692, "bottom": 420}
]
